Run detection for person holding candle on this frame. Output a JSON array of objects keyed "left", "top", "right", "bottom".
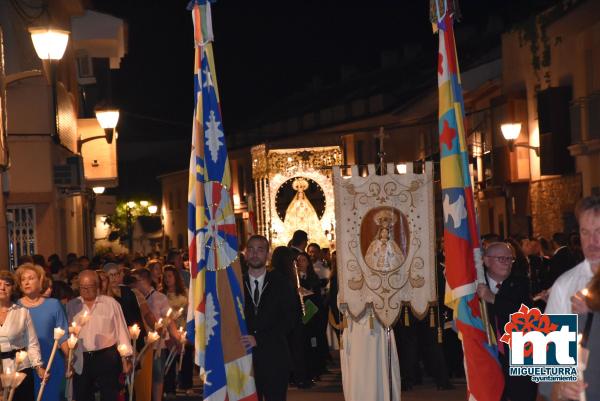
[
  {"left": 15, "top": 263, "right": 69, "bottom": 401},
  {"left": 0, "top": 270, "right": 46, "bottom": 401},
  {"left": 131, "top": 268, "right": 180, "bottom": 401},
  {"left": 542, "top": 195, "right": 600, "bottom": 401},
  {"left": 160, "top": 265, "right": 191, "bottom": 396},
  {"left": 66, "top": 269, "right": 133, "bottom": 401}
]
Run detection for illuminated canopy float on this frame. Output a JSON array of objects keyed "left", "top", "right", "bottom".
[{"left": 250, "top": 145, "right": 343, "bottom": 249}]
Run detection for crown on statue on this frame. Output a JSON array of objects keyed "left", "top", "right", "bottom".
[
  {"left": 372, "top": 209, "right": 397, "bottom": 227},
  {"left": 292, "top": 177, "right": 309, "bottom": 192}
]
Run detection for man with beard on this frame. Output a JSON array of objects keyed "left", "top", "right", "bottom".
[{"left": 241, "top": 235, "right": 296, "bottom": 401}]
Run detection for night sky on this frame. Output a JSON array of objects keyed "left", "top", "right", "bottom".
[{"left": 93, "top": 0, "right": 560, "bottom": 201}]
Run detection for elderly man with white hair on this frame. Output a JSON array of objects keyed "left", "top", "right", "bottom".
[{"left": 66, "top": 269, "right": 132, "bottom": 401}]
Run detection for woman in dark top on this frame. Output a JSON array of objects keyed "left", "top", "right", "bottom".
[
  {"left": 105, "top": 263, "right": 146, "bottom": 351},
  {"left": 296, "top": 252, "right": 328, "bottom": 381},
  {"left": 270, "top": 246, "right": 311, "bottom": 388}
]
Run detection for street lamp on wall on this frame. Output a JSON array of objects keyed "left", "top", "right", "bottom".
[
  {"left": 29, "top": 27, "right": 70, "bottom": 143},
  {"left": 501, "top": 122, "right": 540, "bottom": 156},
  {"left": 77, "top": 106, "right": 120, "bottom": 153}
]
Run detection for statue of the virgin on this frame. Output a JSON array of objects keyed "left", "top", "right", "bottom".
[{"left": 283, "top": 177, "right": 329, "bottom": 248}]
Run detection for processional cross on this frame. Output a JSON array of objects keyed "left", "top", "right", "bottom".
[{"left": 374, "top": 126, "right": 389, "bottom": 174}]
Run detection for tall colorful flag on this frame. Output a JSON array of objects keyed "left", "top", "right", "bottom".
[
  {"left": 186, "top": 1, "right": 257, "bottom": 400},
  {"left": 432, "top": 1, "right": 505, "bottom": 400}
]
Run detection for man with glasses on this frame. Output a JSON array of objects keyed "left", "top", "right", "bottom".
[
  {"left": 477, "top": 242, "right": 536, "bottom": 401},
  {"left": 66, "top": 270, "right": 133, "bottom": 401}
]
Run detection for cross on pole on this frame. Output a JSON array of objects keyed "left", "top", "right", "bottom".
[{"left": 374, "top": 126, "right": 389, "bottom": 174}]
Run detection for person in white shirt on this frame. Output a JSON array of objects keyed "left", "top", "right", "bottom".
[
  {"left": 0, "top": 270, "right": 45, "bottom": 401},
  {"left": 66, "top": 270, "right": 132, "bottom": 401},
  {"left": 543, "top": 195, "right": 600, "bottom": 400}
]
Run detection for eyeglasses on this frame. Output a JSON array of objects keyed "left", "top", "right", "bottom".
[
  {"left": 79, "top": 285, "right": 97, "bottom": 290},
  {"left": 487, "top": 256, "right": 515, "bottom": 264}
]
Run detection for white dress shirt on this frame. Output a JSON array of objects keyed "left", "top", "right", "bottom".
[
  {"left": 545, "top": 259, "right": 595, "bottom": 315},
  {"left": 0, "top": 304, "right": 42, "bottom": 372},
  {"left": 67, "top": 295, "right": 132, "bottom": 374},
  {"left": 486, "top": 274, "right": 502, "bottom": 295}
]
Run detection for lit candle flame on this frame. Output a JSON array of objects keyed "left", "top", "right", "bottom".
[
  {"left": 147, "top": 331, "right": 160, "bottom": 343},
  {"left": 582, "top": 288, "right": 589, "bottom": 297},
  {"left": 129, "top": 324, "right": 141, "bottom": 340}
]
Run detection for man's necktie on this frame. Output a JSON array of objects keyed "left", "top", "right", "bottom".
[{"left": 253, "top": 279, "right": 260, "bottom": 306}]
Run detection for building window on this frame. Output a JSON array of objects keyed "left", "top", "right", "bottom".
[{"left": 7, "top": 205, "right": 36, "bottom": 270}]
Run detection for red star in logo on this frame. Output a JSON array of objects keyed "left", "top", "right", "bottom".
[
  {"left": 438, "top": 53, "right": 444, "bottom": 75},
  {"left": 440, "top": 119, "right": 456, "bottom": 151}
]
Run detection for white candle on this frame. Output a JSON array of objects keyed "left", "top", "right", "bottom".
[
  {"left": 155, "top": 318, "right": 163, "bottom": 330},
  {"left": 53, "top": 327, "right": 65, "bottom": 340},
  {"left": 117, "top": 344, "right": 130, "bottom": 357},
  {"left": 166, "top": 308, "right": 173, "bottom": 318},
  {"left": 147, "top": 331, "right": 160, "bottom": 343},
  {"left": 67, "top": 334, "right": 78, "bottom": 350},
  {"left": 15, "top": 351, "right": 27, "bottom": 365},
  {"left": 69, "top": 322, "right": 80, "bottom": 335},
  {"left": 129, "top": 324, "right": 141, "bottom": 340}
]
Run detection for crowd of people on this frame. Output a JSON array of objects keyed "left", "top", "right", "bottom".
[
  {"left": 0, "top": 249, "right": 194, "bottom": 401},
  {"left": 0, "top": 195, "right": 597, "bottom": 401},
  {"left": 0, "top": 231, "right": 339, "bottom": 401}
]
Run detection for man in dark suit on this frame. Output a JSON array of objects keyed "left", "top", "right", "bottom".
[
  {"left": 546, "top": 232, "right": 577, "bottom": 288},
  {"left": 241, "top": 235, "right": 296, "bottom": 401},
  {"left": 288, "top": 230, "right": 308, "bottom": 256},
  {"left": 477, "top": 242, "right": 537, "bottom": 401}
]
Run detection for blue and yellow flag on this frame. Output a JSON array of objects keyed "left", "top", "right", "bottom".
[
  {"left": 186, "top": 1, "right": 257, "bottom": 400},
  {"left": 433, "top": 0, "right": 504, "bottom": 400}
]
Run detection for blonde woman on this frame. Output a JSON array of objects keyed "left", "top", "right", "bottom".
[{"left": 16, "top": 263, "right": 68, "bottom": 401}]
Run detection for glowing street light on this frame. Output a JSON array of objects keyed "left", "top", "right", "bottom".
[
  {"left": 29, "top": 28, "right": 70, "bottom": 61},
  {"left": 501, "top": 122, "right": 539, "bottom": 156},
  {"left": 92, "top": 187, "right": 105, "bottom": 194},
  {"left": 148, "top": 205, "right": 158, "bottom": 214}
]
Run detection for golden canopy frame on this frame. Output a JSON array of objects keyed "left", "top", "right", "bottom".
[{"left": 250, "top": 144, "right": 343, "bottom": 248}]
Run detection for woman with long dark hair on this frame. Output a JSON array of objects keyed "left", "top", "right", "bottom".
[
  {"left": 161, "top": 265, "right": 193, "bottom": 396},
  {"left": 270, "top": 246, "right": 311, "bottom": 388},
  {"left": 296, "top": 252, "right": 328, "bottom": 382}
]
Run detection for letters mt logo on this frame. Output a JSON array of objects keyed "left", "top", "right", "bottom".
[{"left": 501, "top": 304, "right": 578, "bottom": 383}]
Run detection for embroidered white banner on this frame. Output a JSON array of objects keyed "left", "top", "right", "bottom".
[{"left": 333, "top": 162, "right": 436, "bottom": 327}]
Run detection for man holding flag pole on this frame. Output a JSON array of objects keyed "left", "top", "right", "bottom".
[
  {"left": 431, "top": 0, "right": 505, "bottom": 400},
  {"left": 185, "top": 1, "right": 258, "bottom": 400}
]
